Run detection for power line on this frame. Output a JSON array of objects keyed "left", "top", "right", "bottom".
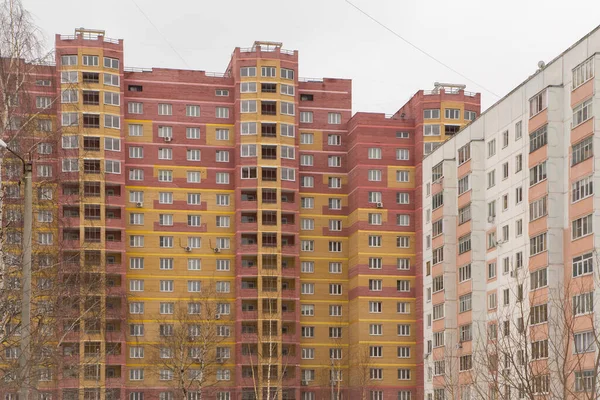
[
  {"left": 129, "top": 0, "right": 190, "bottom": 68},
  {"left": 344, "top": 0, "right": 500, "bottom": 99}
]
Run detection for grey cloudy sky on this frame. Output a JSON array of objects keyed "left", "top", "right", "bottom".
[{"left": 24, "top": 0, "right": 600, "bottom": 113}]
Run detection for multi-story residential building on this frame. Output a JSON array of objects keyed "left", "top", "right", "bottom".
[
  {"left": 0, "top": 28, "right": 479, "bottom": 400},
  {"left": 422, "top": 26, "right": 599, "bottom": 400}
]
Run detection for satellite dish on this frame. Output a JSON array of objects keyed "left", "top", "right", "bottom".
[{"left": 537, "top": 61, "right": 546, "bottom": 69}]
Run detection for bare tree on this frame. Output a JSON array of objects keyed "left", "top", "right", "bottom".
[
  {"left": 465, "top": 255, "right": 600, "bottom": 400},
  {"left": 145, "top": 286, "right": 229, "bottom": 400}
]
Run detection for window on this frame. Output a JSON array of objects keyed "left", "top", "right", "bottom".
[
  {"left": 573, "top": 252, "right": 594, "bottom": 277},
  {"left": 458, "top": 143, "right": 470, "bottom": 165},
  {"left": 216, "top": 173, "right": 230, "bottom": 184},
  {"left": 61, "top": 89, "right": 78, "bottom": 103},
  {"left": 301, "top": 327, "right": 315, "bottom": 338},
  {"left": 530, "top": 161, "right": 547, "bottom": 186},
  {"left": 530, "top": 90, "right": 547, "bottom": 117},
  {"left": 328, "top": 176, "right": 341, "bottom": 188},
  {"left": 575, "top": 370, "right": 595, "bottom": 392},
  {"left": 433, "top": 303, "right": 444, "bottom": 320},
  {"left": 459, "top": 264, "right": 471, "bottom": 282},
  {"left": 574, "top": 331, "right": 595, "bottom": 353},
  {"left": 488, "top": 292, "right": 497, "bottom": 310},
  {"left": 240, "top": 66, "right": 256, "bottom": 77},
  {"left": 458, "top": 235, "right": 471, "bottom": 254},
  {"left": 397, "top": 258, "right": 410, "bottom": 270},
  {"left": 82, "top": 54, "right": 99, "bottom": 66},
  {"left": 424, "top": 142, "right": 441, "bottom": 155},
  {"left": 530, "top": 304, "right": 548, "bottom": 325},
  {"left": 528, "top": 125, "right": 548, "bottom": 154},
  {"left": 572, "top": 136, "right": 593, "bottom": 166},
  {"left": 424, "top": 109, "right": 440, "bottom": 119},
  {"left": 573, "top": 291, "right": 594, "bottom": 316},
  {"left": 488, "top": 139, "right": 496, "bottom": 157},
  {"left": 241, "top": 100, "right": 257, "bottom": 113},
  {"left": 424, "top": 124, "right": 440, "bottom": 136},
  {"left": 573, "top": 57, "right": 594, "bottom": 89},
  {"left": 397, "top": 369, "right": 411, "bottom": 380},
  {"left": 104, "top": 114, "right": 120, "bottom": 129},
  {"left": 432, "top": 246, "right": 444, "bottom": 265},
  {"left": 572, "top": 214, "right": 593, "bottom": 240},
  {"left": 301, "top": 283, "right": 314, "bottom": 295},
  {"left": 458, "top": 174, "right": 470, "bottom": 195},
  {"left": 328, "top": 112, "right": 342, "bottom": 124},
  {"left": 397, "top": 236, "right": 409, "bottom": 248},
  {"left": 329, "top": 198, "right": 342, "bottom": 209},
  {"left": 459, "top": 293, "right": 472, "bottom": 313},
  {"left": 573, "top": 99, "right": 593, "bottom": 126},
  {"left": 300, "top": 112, "right": 313, "bottom": 123},
  {"left": 529, "top": 196, "right": 547, "bottom": 221},
  {"left": 445, "top": 108, "right": 460, "bottom": 119},
  {"left": 301, "top": 176, "right": 313, "bottom": 187},
  {"left": 216, "top": 107, "right": 229, "bottom": 119},
  {"left": 397, "top": 192, "right": 409, "bottom": 204},
  {"left": 572, "top": 175, "right": 594, "bottom": 203},
  {"left": 397, "top": 170, "right": 409, "bottom": 182},
  {"left": 328, "top": 155, "right": 341, "bottom": 167},
  {"left": 460, "top": 324, "right": 472, "bottom": 342},
  {"left": 128, "top": 124, "right": 143, "bottom": 137},
  {"left": 459, "top": 355, "right": 472, "bottom": 371},
  {"left": 488, "top": 262, "right": 496, "bottom": 279},
  {"left": 465, "top": 110, "right": 476, "bottom": 121},
  {"left": 486, "top": 170, "right": 496, "bottom": 189},
  {"left": 328, "top": 134, "right": 341, "bottom": 146},
  {"left": 458, "top": 204, "right": 471, "bottom": 224},
  {"left": 432, "top": 192, "right": 443, "bottom": 209},
  {"left": 61, "top": 54, "right": 77, "bottom": 65},
  {"left": 396, "top": 148, "right": 409, "bottom": 160},
  {"left": 397, "top": 280, "right": 410, "bottom": 292}
]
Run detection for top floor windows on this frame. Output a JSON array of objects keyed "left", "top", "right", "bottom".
[
  {"left": 530, "top": 90, "right": 547, "bottom": 117},
  {"left": 573, "top": 57, "right": 594, "bottom": 89},
  {"left": 240, "top": 67, "right": 256, "bottom": 77}
]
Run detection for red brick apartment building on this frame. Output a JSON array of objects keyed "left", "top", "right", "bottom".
[{"left": 0, "top": 28, "right": 479, "bottom": 400}]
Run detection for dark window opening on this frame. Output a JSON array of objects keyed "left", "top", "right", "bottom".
[
  {"left": 300, "top": 94, "right": 314, "bottom": 101},
  {"left": 84, "top": 182, "right": 101, "bottom": 197},
  {"left": 84, "top": 228, "right": 101, "bottom": 243},
  {"left": 83, "top": 114, "right": 100, "bottom": 128},
  {"left": 63, "top": 207, "right": 79, "bottom": 218},
  {"left": 261, "top": 123, "right": 277, "bottom": 137},
  {"left": 261, "top": 83, "right": 276, "bottom": 93},
  {"left": 262, "top": 168, "right": 277, "bottom": 182},
  {"left": 83, "top": 91, "right": 99, "bottom": 105},
  {"left": 241, "top": 234, "right": 258, "bottom": 245},
  {"left": 128, "top": 85, "right": 143, "bottom": 92},
  {"left": 241, "top": 190, "right": 257, "bottom": 202},
  {"left": 262, "top": 212, "right": 277, "bottom": 226},
  {"left": 83, "top": 137, "right": 100, "bottom": 151},
  {"left": 262, "top": 189, "right": 277, "bottom": 204},
  {"left": 261, "top": 101, "right": 277, "bottom": 116},
  {"left": 445, "top": 125, "right": 461, "bottom": 135},
  {"left": 82, "top": 72, "right": 99, "bottom": 84},
  {"left": 62, "top": 184, "right": 79, "bottom": 196},
  {"left": 83, "top": 160, "right": 101, "bottom": 174},
  {"left": 241, "top": 213, "right": 257, "bottom": 223},
  {"left": 84, "top": 205, "right": 101, "bottom": 220},
  {"left": 281, "top": 191, "right": 294, "bottom": 203},
  {"left": 262, "top": 146, "right": 277, "bottom": 160},
  {"left": 262, "top": 233, "right": 277, "bottom": 247}
]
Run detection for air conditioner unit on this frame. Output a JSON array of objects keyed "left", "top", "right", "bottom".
[
  {"left": 215, "top": 314, "right": 221, "bottom": 320},
  {"left": 163, "top": 136, "right": 172, "bottom": 142},
  {"left": 216, "top": 357, "right": 224, "bottom": 364},
  {"left": 487, "top": 216, "right": 495, "bottom": 222},
  {"left": 301, "top": 380, "right": 308, "bottom": 386},
  {"left": 184, "top": 246, "right": 192, "bottom": 253},
  {"left": 376, "top": 202, "right": 384, "bottom": 208},
  {"left": 213, "top": 248, "right": 221, "bottom": 253},
  {"left": 135, "top": 202, "right": 143, "bottom": 208}
]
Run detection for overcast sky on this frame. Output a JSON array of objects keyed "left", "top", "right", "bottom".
[{"left": 24, "top": 0, "right": 600, "bottom": 113}]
